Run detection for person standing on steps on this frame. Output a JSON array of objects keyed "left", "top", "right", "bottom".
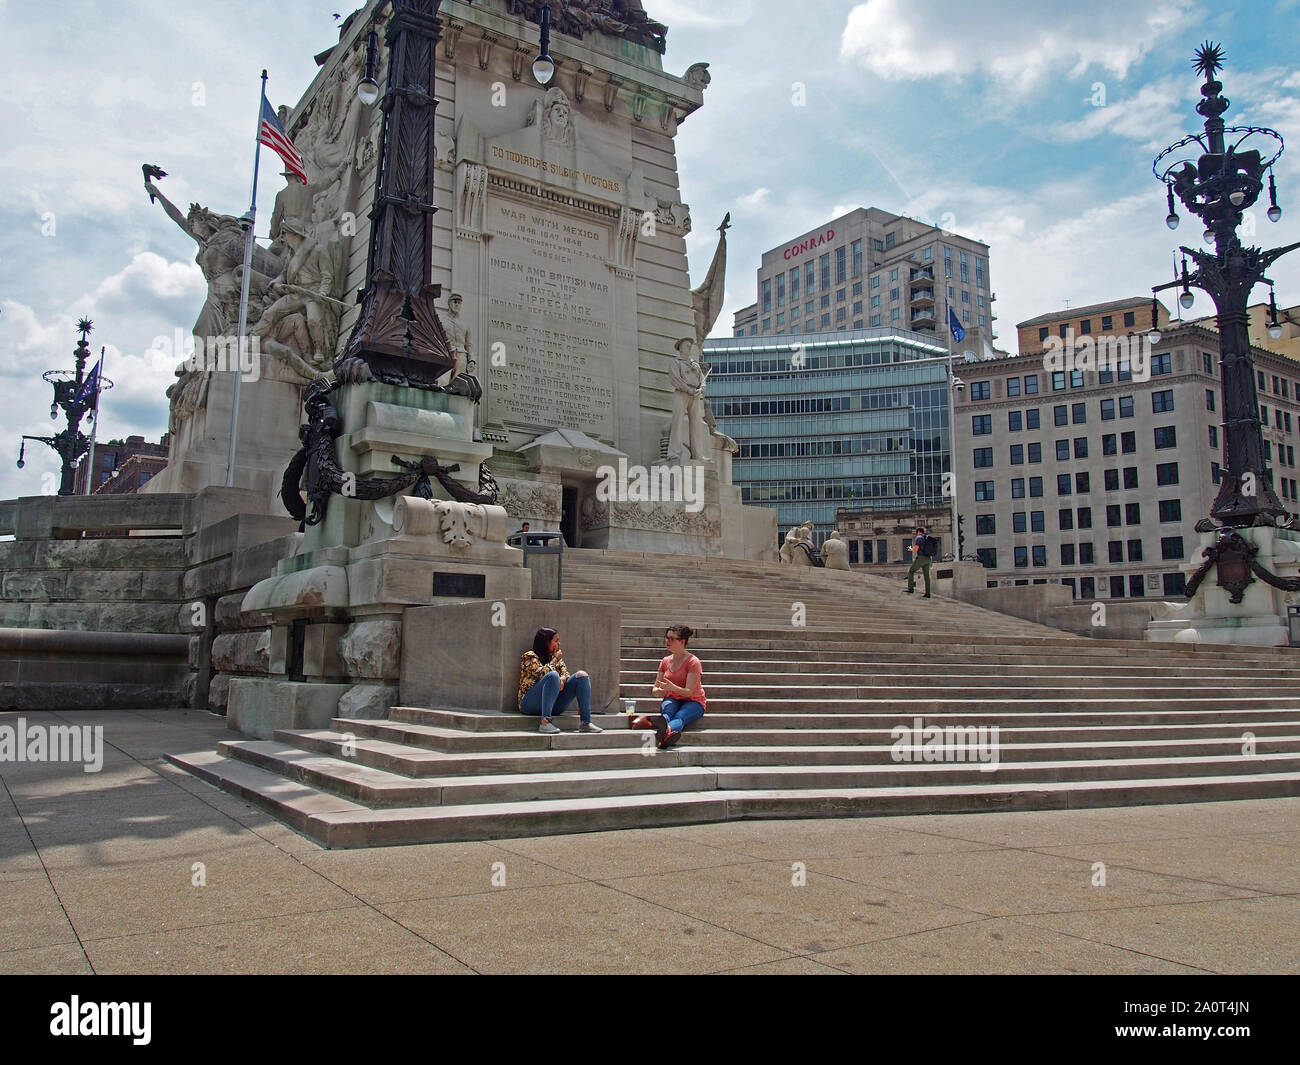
[
  {"left": 905, "top": 526, "right": 938, "bottom": 598},
  {"left": 651, "top": 623, "right": 707, "bottom": 749},
  {"left": 518, "top": 627, "right": 602, "bottom": 734}
]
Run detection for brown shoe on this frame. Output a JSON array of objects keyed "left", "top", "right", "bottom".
[
  {"left": 658, "top": 727, "right": 680, "bottom": 750},
  {"left": 653, "top": 715, "right": 669, "bottom": 747}
]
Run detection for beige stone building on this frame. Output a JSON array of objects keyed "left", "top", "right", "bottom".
[
  {"left": 732, "top": 207, "right": 995, "bottom": 355},
  {"left": 953, "top": 297, "right": 1300, "bottom": 601},
  {"left": 835, "top": 504, "right": 951, "bottom": 567}
]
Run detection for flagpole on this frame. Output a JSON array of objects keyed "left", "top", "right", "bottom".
[
  {"left": 84, "top": 346, "right": 104, "bottom": 495},
  {"left": 227, "top": 69, "right": 268, "bottom": 488}
]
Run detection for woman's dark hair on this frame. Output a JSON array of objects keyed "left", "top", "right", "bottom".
[
  {"left": 666, "top": 623, "right": 694, "bottom": 644},
  {"left": 532, "top": 627, "right": 558, "bottom": 663}
]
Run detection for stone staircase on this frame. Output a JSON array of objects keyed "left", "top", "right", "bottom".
[{"left": 170, "top": 549, "right": 1300, "bottom": 848}]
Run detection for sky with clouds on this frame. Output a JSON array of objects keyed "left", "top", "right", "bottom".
[{"left": 1, "top": 0, "right": 1298, "bottom": 501}]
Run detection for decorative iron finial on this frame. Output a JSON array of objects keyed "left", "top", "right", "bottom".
[
  {"left": 76, "top": 317, "right": 93, "bottom": 336},
  {"left": 1193, "top": 41, "right": 1225, "bottom": 80}
]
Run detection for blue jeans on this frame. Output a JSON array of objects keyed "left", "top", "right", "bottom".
[
  {"left": 520, "top": 672, "right": 591, "bottom": 723},
  {"left": 660, "top": 698, "right": 704, "bottom": 734}
]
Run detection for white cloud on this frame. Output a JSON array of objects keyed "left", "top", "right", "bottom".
[
  {"left": 840, "top": 0, "right": 1196, "bottom": 93},
  {"left": 736, "top": 187, "right": 771, "bottom": 210},
  {"left": 1049, "top": 76, "right": 1194, "bottom": 148}
]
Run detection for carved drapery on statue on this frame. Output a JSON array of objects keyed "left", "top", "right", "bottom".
[{"left": 686, "top": 214, "right": 738, "bottom": 455}]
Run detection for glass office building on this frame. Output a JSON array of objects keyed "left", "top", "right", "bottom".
[{"left": 704, "top": 327, "right": 953, "bottom": 543}]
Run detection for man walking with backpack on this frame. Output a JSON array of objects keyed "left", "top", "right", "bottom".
[{"left": 906, "top": 526, "right": 937, "bottom": 598}]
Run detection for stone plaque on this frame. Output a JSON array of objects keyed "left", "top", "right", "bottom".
[
  {"left": 485, "top": 198, "right": 616, "bottom": 439},
  {"left": 433, "top": 572, "right": 487, "bottom": 598}
]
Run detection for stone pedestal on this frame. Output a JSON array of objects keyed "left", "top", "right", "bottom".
[
  {"left": 230, "top": 380, "right": 531, "bottom": 738},
  {"left": 143, "top": 370, "right": 308, "bottom": 517},
  {"left": 1145, "top": 526, "right": 1300, "bottom": 646}
]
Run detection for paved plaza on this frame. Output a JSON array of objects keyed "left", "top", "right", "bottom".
[{"left": 2, "top": 709, "right": 1298, "bottom": 975}]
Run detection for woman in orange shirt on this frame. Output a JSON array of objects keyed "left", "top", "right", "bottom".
[{"left": 651, "top": 623, "right": 706, "bottom": 749}]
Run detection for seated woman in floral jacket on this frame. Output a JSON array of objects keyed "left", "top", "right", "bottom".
[{"left": 518, "top": 626, "right": 602, "bottom": 735}]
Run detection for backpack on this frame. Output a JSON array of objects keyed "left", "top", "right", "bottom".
[{"left": 920, "top": 535, "right": 939, "bottom": 559}]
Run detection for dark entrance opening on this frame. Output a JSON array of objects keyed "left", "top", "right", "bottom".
[{"left": 561, "top": 485, "right": 579, "bottom": 547}]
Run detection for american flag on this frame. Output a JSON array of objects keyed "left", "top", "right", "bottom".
[{"left": 259, "top": 94, "right": 307, "bottom": 184}]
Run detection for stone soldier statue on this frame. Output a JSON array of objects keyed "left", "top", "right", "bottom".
[{"left": 668, "top": 337, "right": 710, "bottom": 462}]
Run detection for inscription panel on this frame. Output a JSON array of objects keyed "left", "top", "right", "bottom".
[{"left": 486, "top": 197, "right": 616, "bottom": 439}]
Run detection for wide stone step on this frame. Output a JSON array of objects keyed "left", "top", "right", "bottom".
[
  {"left": 173, "top": 759, "right": 1300, "bottom": 848},
  {"left": 617, "top": 695, "right": 1300, "bottom": 715},
  {"left": 618, "top": 659, "right": 1300, "bottom": 678},
  {"left": 618, "top": 668, "right": 1300, "bottom": 687},
  {"left": 616, "top": 683, "right": 1300, "bottom": 701},
  {"left": 221, "top": 739, "right": 718, "bottom": 806}
]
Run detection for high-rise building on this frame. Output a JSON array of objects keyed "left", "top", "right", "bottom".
[
  {"left": 732, "top": 207, "right": 995, "bottom": 356},
  {"left": 953, "top": 299, "right": 1300, "bottom": 601},
  {"left": 704, "top": 328, "right": 952, "bottom": 544}
]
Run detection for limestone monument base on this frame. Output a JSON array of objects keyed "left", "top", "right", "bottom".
[
  {"left": 1145, "top": 525, "right": 1300, "bottom": 646},
  {"left": 232, "top": 381, "right": 531, "bottom": 738}
]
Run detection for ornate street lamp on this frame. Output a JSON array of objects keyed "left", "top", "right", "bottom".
[
  {"left": 1151, "top": 42, "right": 1296, "bottom": 530},
  {"left": 15, "top": 317, "right": 114, "bottom": 495}
]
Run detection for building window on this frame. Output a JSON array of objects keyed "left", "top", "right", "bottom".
[
  {"left": 1013, "top": 511, "right": 1027, "bottom": 533},
  {"left": 1081, "top": 576, "right": 1096, "bottom": 598},
  {"left": 836, "top": 246, "right": 846, "bottom": 284},
  {"left": 1163, "top": 572, "right": 1186, "bottom": 596},
  {"left": 1052, "top": 372, "right": 1067, "bottom": 391},
  {"left": 1011, "top": 477, "right": 1025, "bottom": 499},
  {"left": 1057, "top": 474, "right": 1072, "bottom": 496},
  {"left": 1110, "top": 575, "right": 1126, "bottom": 597},
  {"left": 1152, "top": 389, "right": 1175, "bottom": 413},
  {"left": 1032, "top": 545, "right": 1046, "bottom": 567},
  {"left": 1077, "top": 507, "right": 1092, "bottom": 529},
  {"left": 977, "top": 548, "right": 997, "bottom": 568},
  {"left": 1126, "top": 539, "right": 1143, "bottom": 562},
  {"left": 762, "top": 279, "right": 771, "bottom": 312},
  {"left": 975, "top": 480, "right": 995, "bottom": 501},
  {"left": 1024, "top": 375, "right": 1039, "bottom": 395},
  {"left": 1079, "top": 543, "right": 1094, "bottom": 565},
  {"left": 1008, "top": 410, "right": 1023, "bottom": 432},
  {"left": 822, "top": 313, "right": 831, "bottom": 327},
  {"left": 1206, "top": 389, "right": 1216, "bottom": 412},
  {"left": 1154, "top": 426, "right": 1177, "bottom": 449},
  {"left": 1007, "top": 377, "right": 1021, "bottom": 397},
  {"left": 1126, "top": 502, "right": 1141, "bottom": 525},
  {"left": 1010, "top": 444, "right": 1024, "bottom": 465},
  {"left": 1028, "top": 442, "right": 1042, "bottom": 463},
  {"left": 1080, "top": 320, "right": 1092, "bottom": 335},
  {"left": 1121, "top": 431, "right": 1136, "bottom": 454},
  {"left": 1056, "top": 440, "right": 1070, "bottom": 461},
  {"left": 871, "top": 314, "right": 881, "bottom": 326},
  {"left": 1029, "top": 477, "right": 1043, "bottom": 497},
  {"left": 1014, "top": 546, "right": 1028, "bottom": 568},
  {"left": 852, "top": 240, "right": 862, "bottom": 277},
  {"left": 776, "top": 274, "right": 785, "bottom": 307},
  {"left": 1070, "top": 370, "right": 1085, "bottom": 388},
  {"left": 1119, "top": 396, "right": 1134, "bottom": 418},
  {"left": 1102, "top": 433, "right": 1117, "bottom": 456},
  {"left": 1101, "top": 316, "right": 1113, "bottom": 330},
  {"left": 1108, "top": 540, "right": 1124, "bottom": 563},
  {"left": 1031, "top": 511, "right": 1045, "bottom": 532},
  {"left": 1061, "top": 544, "right": 1076, "bottom": 565},
  {"left": 1107, "top": 505, "right": 1121, "bottom": 527},
  {"left": 1054, "top": 405, "right": 1068, "bottom": 426},
  {"left": 1076, "top": 471, "right": 1090, "bottom": 493},
  {"left": 762, "top": 319, "right": 770, "bottom": 331},
  {"left": 1208, "top": 425, "right": 1218, "bottom": 448},
  {"left": 870, "top": 275, "right": 879, "bottom": 289},
  {"left": 976, "top": 514, "right": 996, "bottom": 535},
  {"left": 1026, "top": 409, "right": 1041, "bottom": 429},
  {"left": 1151, "top": 352, "right": 1171, "bottom": 375},
  {"left": 1156, "top": 462, "right": 1179, "bottom": 486},
  {"left": 1101, "top": 398, "right": 1115, "bottom": 420},
  {"left": 1159, "top": 499, "right": 1182, "bottom": 522},
  {"left": 974, "top": 447, "right": 994, "bottom": 468},
  {"left": 1072, "top": 402, "right": 1086, "bottom": 424},
  {"left": 972, "top": 415, "right": 992, "bottom": 435},
  {"left": 820, "top": 253, "right": 831, "bottom": 290},
  {"left": 1074, "top": 437, "right": 1088, "bottom": 459},
  {"left": 1122, "top": 311, "right": 1135, "bottom": 327},
  {"left": 1059, "top": 508, "right": 1074, "bottom": 531},
  {"left": 1104, "top": 468, "right": 1119, "bottom": 492},
  {"left": 971, "top": 381, "right": 991, "bottom": 400}
]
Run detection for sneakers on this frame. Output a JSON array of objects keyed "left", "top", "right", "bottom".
[
  {"left": 659, "top": 727, "right": 681, "bottom": 750},
  {"left": 578, "top": 721, "right": 604, "bottom": 733},
  {"left": 904, "top": 588, "right": 914, "bottom": 594},
  {"left": 922, "top": 593, "right": 931, "bottom": 598},
  {"left": 538, "top": 721, "right": 560, "bottom": 734},
  {"left": 652, "top": 714, "right": 669, "bottom": 747}
]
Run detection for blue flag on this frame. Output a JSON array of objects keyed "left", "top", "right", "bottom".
[
  {"left": 948, "top": 307, "right": 966, "bottom": 342},
  {"left": 75, "top": 356, "right": 102, "bottom": 406}
]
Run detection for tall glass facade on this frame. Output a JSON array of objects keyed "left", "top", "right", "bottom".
[{"left": 704, "top": 328, "right": 952, "bottom": 543}]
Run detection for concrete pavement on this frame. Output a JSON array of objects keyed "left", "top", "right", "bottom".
[{"left": 2, "top": 709, "right": 1298, "bottom": 974}]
